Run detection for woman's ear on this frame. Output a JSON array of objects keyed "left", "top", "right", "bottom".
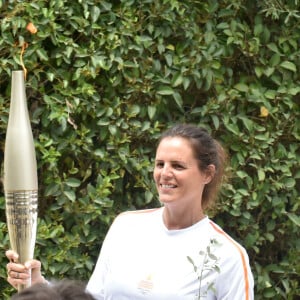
[{"left": 204, "top": 164, "right": 216, "bottom": 184}]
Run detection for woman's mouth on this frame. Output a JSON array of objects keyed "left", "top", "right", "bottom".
[{"left": 160, "top": 184, "right": 176, "bottom": 189}]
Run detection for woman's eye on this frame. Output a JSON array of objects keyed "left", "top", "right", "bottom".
[
  {"left": 156, "top": 162, "right": 164, "bottom": 168},
  {"left": 173, "top": 164, "right": 184, "bottom": 169}
]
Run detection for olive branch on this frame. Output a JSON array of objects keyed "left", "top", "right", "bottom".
[{"left": 187, "top": 238, "right": 221, "bottom": 299}]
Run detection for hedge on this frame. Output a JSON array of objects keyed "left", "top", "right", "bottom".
[{"left": 0, "top": 1, "right": 299, "bottom": 298}]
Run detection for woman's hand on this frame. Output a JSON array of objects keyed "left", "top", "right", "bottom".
[{"left": 6, "top": 250, "right": 45, "bottom": 289}]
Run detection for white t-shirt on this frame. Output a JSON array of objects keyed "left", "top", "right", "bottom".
[{"left": 86, "top": 208, "right": 254, "bottom": 300}]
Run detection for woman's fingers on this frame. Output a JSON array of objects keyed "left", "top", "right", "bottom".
[
  {"left": 6, "top": 250, "right": 45, "bottom": 288},
  {"left": 7, "top": 261, "right": 30, "bottom": 274},
  {"left": 25, "top": 260, "right": 45, "bottom": 285},
  {"left": 24, "top": 259, "right": 41, "bottom": 271},
  {"left": 7, "top": 269, "right": 29, "bottom": 280},
  {"left": 6, "top": 250, "right": 35, "bottom": 289},
  {"left": 7, "top": 263, "right": 30, "bottom": 289},
  {"left": 5, "top": 250, "right": 19, "bottom": 263}
]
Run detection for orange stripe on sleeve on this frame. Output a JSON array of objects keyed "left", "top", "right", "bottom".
[{"left": 209, "top": 221, "right": 250, "bottom": 300}]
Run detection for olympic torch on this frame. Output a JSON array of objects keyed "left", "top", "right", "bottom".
[{"left": 4, "top": 70, "right": 38, "bottom": 292}]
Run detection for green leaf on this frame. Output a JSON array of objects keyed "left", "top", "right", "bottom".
[
  {"left": 254, "top": 66, "right": 263, "bottom": 77},
  {"left": 288, "top": 86, "right": 300, "bottom": 95},
  {"left": 269, "top": 53, "right": 281, "bottom": 67},
  {"left": 126, "top": 105, "right": 140, "bottom": 117},
  {"left": 287, "top": 213, "right": 300, "bottom": 227},
  {"left": 238, "top": 116, "right": 253, "bottom": 131},
  {"left": 65, "top": 178, "right": 81, "bottom": 187},
  {"left": 44, "top": 183, "right": 60, "bottom": 197},
  {"left": 265, "top": 233, "right": 274, "bottom": 242},
  {"left": 147, "top": 105, "right": 156, "bottom": 119},
  {"left": 64, "top": 190, "right": 76, "bottom": 202},
  {"left": 263, "top": 288, "right": 276, "bottom": 298},
  {"left": 258, "top": 169, "right": 265, "bottom": 181},
  {"left": 94, "top": 149, "right": 105, "bottom": 158},
  {"left": 282, "top": 178, "right": 296, "bottom": 188},
  {"left": 234, "top": 83, "right": 249, "bottom": 92},
  {"left": 237, "top": 171, "right": 247, "bottom": 178},
  {"left": 91, "top": 6, "right": 101, "bottom": 22},
  {"left": 267, "top": 43, "right": 280, "bottom": 53},
  {"left": 172, "top": 92, "right": 183, "bottom": 111},
  {"left": 36, "top": 49, "right": 49, "bottom": 61},
  {"left": 145, "top": 190, "right": 153, "bottom": 204},
  {"left": 211, "top": 115, "right": 219, "bottom": 129},
  {"left": 254, "top": 23, "right": 263, "bottom": 36},
  {"left": 264, "top": 67, "right": 275, "bottom": 77},
  {"left": 109, "top": 125, "right": 117, "bottom": 136},
  {"left": 225, "top": 123, "right": 239, "bottom": 135},
  {"left": 280, "top": 61, "right": 296, "bottom": 72},
  {"left": 165, "top": 53, "right": 173, "bottom": 66},
  {"left": 264, "top": 90, "right": 276, "bottom": 99},
  {"left": 157, "top": 85, "right": 174, "bottom": 95},
  {"left": 47, "top": 73, "right": 55, "bottom": 82},
  {"left": 171, "top": 72, "right": 183, "bottom": 87}
]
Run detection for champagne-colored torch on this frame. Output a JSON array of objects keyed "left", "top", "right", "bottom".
[{"left": 4, "top": 70, "right": 38, "bottom": 292}]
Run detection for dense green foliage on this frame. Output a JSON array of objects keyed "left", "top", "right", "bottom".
[{"left": 0, "top": 0, "right": 299, "bottom": 298}]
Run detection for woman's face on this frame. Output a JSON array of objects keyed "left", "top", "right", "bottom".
[{"left": 153, "top": 136, "right": 213, "bottom": 208}]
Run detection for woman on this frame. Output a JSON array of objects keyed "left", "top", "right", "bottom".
[{"left": 7, "top": 124, "right": 254, "bottom": 299}]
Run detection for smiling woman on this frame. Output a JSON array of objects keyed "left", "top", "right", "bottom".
[
  {"left": 157, "top": 124, "right": 227, "bottom": 211},
  {"left": 6, "top": 124, "right": 254, "bottom": 300},
  {"left": 154, "top": 136, "right": 213, "bottom": 228},
  {"left": 85, "top": 123, "right": 254, "bottom": 299}
]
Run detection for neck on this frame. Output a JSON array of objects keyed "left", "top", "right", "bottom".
[{"left": 162, "top": 205, "right": 205, "bottom": 230}]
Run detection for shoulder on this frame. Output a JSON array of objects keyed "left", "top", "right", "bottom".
[
  {"left": 118, "top": 207, "right": 162, "bottom": 217},
  {"left": 104, "top": 208, "right": 162, "bottom": 242},
  {"left": 112, "top": 207, "right": 162, "bottom": 227},
  {"left": 208, "top": 220, "right": 249, "bottom": 263},
  {"left": 208, "top": 220, "right": 254, "bottom": 298}
]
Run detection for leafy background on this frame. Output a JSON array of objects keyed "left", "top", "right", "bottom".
[{"left": 0, "top": 0, "right": 299, "bottom": 298}]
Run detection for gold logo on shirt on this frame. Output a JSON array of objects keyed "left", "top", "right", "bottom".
[{"left": 138, "top": 274, "right": 154, "bottom": 295}]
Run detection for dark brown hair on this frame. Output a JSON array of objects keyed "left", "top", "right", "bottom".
[
  {"left": 158, "top": 123, "right": 227, "bottom": 209},
  {"left": 11, "top": 280, "right": 95, "bottom": 300}
]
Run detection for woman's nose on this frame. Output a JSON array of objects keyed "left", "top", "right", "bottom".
[{"left": 161, "top": 164, "right": 172, "bottom": 177}]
